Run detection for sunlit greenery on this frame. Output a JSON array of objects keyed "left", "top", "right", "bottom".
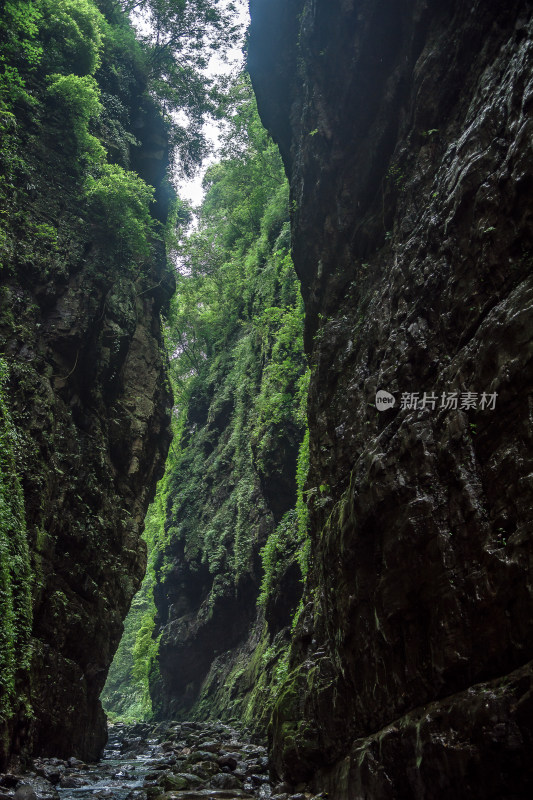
[
  {"left": 1, "top": 0, "right": 232, "bottom": 738},
  {"left": 85, "top": 163, "right": 156, "bottom": 258},
  {"left": 103, "top": 75, "right": 310, "bottom": 721},
  {"left": 1, "top": 0, "right": 310, "bottom": 730}
]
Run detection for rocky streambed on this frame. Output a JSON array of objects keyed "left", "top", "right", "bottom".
[{"left": 0, "top": 722, "right": 323, "bottom": 800}]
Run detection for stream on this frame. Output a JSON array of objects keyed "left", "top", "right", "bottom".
[{"left": 0, "top": 722, "right": 322, "bottom": 800}]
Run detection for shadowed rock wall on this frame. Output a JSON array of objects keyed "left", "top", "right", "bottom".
[
  {"left": 249, "top": 0, "right": 533, "bottom": 796},
  {"left": 0, "top": 93, "right": 173, "bottom": 766}
]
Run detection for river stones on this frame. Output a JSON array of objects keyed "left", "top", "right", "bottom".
[
  {"left": 209, "top": 774, "right": 242, "bottom": 790},
  {"left": 14, "top": 787, "right": 37, "bottom": 800},
  {"left": 214, "top": 756, "right": 237, "bottom": 771},
  {"left": 6, "top": 721, "right": 325, "bottom": 800}
]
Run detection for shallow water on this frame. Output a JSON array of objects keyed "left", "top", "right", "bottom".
[{"left": 3, "top": 722, "right": 317, "bottom": 800}]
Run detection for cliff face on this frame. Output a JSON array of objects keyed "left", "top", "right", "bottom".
[
  {"left": 128, "top": 101, "right": 310, "bottom": 730},
  {"left": 0, "top": 4, "right": 173, "bottom": 765},
  {"left": 249, "top": 0, "right": 533, "bottom": 795},
  {"left": 151, "top": 236, "right": 306, "bottom": 729},
  {"left": 151, "top": 370, "right": 304, "bottom": 726}
]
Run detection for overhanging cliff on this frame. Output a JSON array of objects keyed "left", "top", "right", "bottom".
[
  {"left": 249, "top": 0, "right": 533, "bottom": 795},
  {"left": 0, "top": 1, "right": 173, "bottom": 765}
]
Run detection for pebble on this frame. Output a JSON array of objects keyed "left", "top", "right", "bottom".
[
  {"left": 1, "top": 721, "right": 325, "bottom": 800},
  {"left": 14, "top": 787, "right": 37, "bottom": 800}
]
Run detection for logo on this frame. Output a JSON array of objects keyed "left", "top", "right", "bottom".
[
  {"left": 373, "top": 389, "right": 498, "bottom": 412},
  {"left": 376, "top": 390, "right": 396, "bottom": 411}
]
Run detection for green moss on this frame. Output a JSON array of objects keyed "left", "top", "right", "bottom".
[
  {"left": 0, "top": 357, "right": 33, "bottom": 728},
  {"left": 101, "top": 500, "right": 162, "bottom": 721},
  {"left": 103, "top": 76, "right": 310, "bottom": 726}
]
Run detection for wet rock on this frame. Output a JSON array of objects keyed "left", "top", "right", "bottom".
[
  {"left": 196, "top": 743, "right": 219, "bottom": 754},
  {"left": 216, "top": 756, "right": 237, "bottom": 771},
  {"left": 5, "top": 722, "right": 272, "bottom": 800},
  {"left": 151, "top": 761, "right": 176, "bottom": 771},
  {"left": 16, "top": 776, "right": 58, "bottom": 800},
  {"left": 66, "top": 758, "right": 86, "bottom": 770},
  {"left": 188, "top": 763, "right": 218, "bottom": 780},
  {"left": 210, "top": 773, "right": 242, "bottom": 790},
  {"left": 271, "top": 786, "right": 291, "bottom": 796},
  {"left": 13, "top": 787, "right": 36, "bottom": 800},
  {"left": 248, "top": 0, "right": 533, "bottom": 795},
  {"left": 58, "top": 775, "right": 87, "bottom": 789},
  {"left": 0, "top": 778, "right": 19, "bottom": 789},
  {"left": 153, "top": 773, "right": 203, "bottom": 792},
  {"left": 249, "top": 775, "right": 269, "bottom": 787},
  {"left": 154, "top": 792, "right": 254, "bottom": 800},
  {"left": 243, "top": 763, "right": 263, "bottom": 778},
  {"left": 191, "top": 752, "right": 218, "bottom": 765},
  {"left": 144, "top": 771, "right": 162, "bottom": 782},
  {"left": 157, "top": 774, "right": 198, "bottom": 792},
  {"left": 124, "top": 791, "right": 147, "bottom": 800},
  {"left": 31, "top": 766, "right": 61, "bottom": 786},
  {"left": 241, "top": 746, "right": 266, "bottom": 757}
]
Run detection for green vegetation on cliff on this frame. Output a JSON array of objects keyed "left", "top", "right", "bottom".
[
  {"left": 0, "top": 0, "right": 158, "bottom": 274},
  {"left": 0, "top": 0, "right": 241, "bottom": 761},
  {"left": 0, "top": 358, "right": 32, "bottom": 744},
  {"left": 103, "top": 75, "right": 311, "bottom": 723},
  {"left": 1, "top": 0, "right": 308, "bottom": 744}
]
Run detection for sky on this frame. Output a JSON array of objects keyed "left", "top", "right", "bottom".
[
  {"left": 178, "top": 0, "right": 250, "bottom": 207},
  {"left": 132, "top": 0, "right": 251, "bottom": 208}
]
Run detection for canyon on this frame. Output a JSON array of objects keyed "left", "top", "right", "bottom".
[{"left": 1, "top": 0, "right": 533, "bottom": 797}]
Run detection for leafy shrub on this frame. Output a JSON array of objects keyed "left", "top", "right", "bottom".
[
  {"left": 47, "top": 72, "right": 105, "bottom": 160},
  {"left": 258, "top": 510, "right": 298, "bottom": 607},
  {"left": 0, "top": 1, "right": 43, "bottom": 108},
  {"left": 40, "top": 0, "right": 104, "bottom": 76},
  {"left": 295, "top": 428, "right": 311, "bottom": 576},
  {"left": 85, "top": 162, "right": 155, "bottom": 258}
]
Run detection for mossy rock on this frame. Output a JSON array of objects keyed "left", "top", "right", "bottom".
[{"left": 269, "top": 665, "right": 323, "bottom": 783}]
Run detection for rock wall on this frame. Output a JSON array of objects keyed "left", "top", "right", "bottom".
[
  {"left": 0, "top": 24, "right": 174, "bottom": 767},
  {"left": 150, "top": 260, "right": 306, "bottom": 728},
  {"left": 141, "top": 124, "right": 308, "bottom": 729},
  {"left": 249, "top": 0, "right": 533, "bottom": 796}
]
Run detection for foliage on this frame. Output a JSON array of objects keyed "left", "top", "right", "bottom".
[
  {"left": 85, "top": 162, "right": 156, "bottom": 257},
  {"left": 160, "top": 75, "right": 308, "bottom": 579},
  {"left": 258, "top": 509, "right": 298, "bottom": 607},
  {"left": 117, "top": 0, "right": 241, "bottom": 176},
  {"left": 1, "top": 0, "right": 237, "bottom": 272},
  {"left": 47, "top": 72, "right": 105, "bottom": 160},
  {"left": 258, "top": 427, "right": 310, "bottom": 607},
  {"left": 40, "top": 0, "right": 105, "bottom": 76},
  {"left": 0, "top": 358, "right": 33, "bottom": 723},
  {"left": 0, "top": 1, "right": 43, "bottom": 108},
  {"left": 0, "top": 0, "right": 190, "bottom": 281},
  {"left": 103, "top": 76, "right": 310, "bottom": 720},
  {"left": 295, "top": 427, "right": 310, "bottom": 575},
  {"left": 0, "top": 0, "right": 238, "bottom": 174},
  {"left": 252, "top": 294, "right": 308, "bottom": 471}
]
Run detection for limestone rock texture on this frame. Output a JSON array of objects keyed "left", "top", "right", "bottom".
[
  {"left": 249, "top": 0, "right": 533, "bottom": 796},
  {"left": 0, "top": 98, "right": 173, "bottom": 763}
]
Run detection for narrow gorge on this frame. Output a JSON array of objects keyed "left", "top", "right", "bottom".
[{"left": 1, "top": 0, "right": 532, "bottom": 798}]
